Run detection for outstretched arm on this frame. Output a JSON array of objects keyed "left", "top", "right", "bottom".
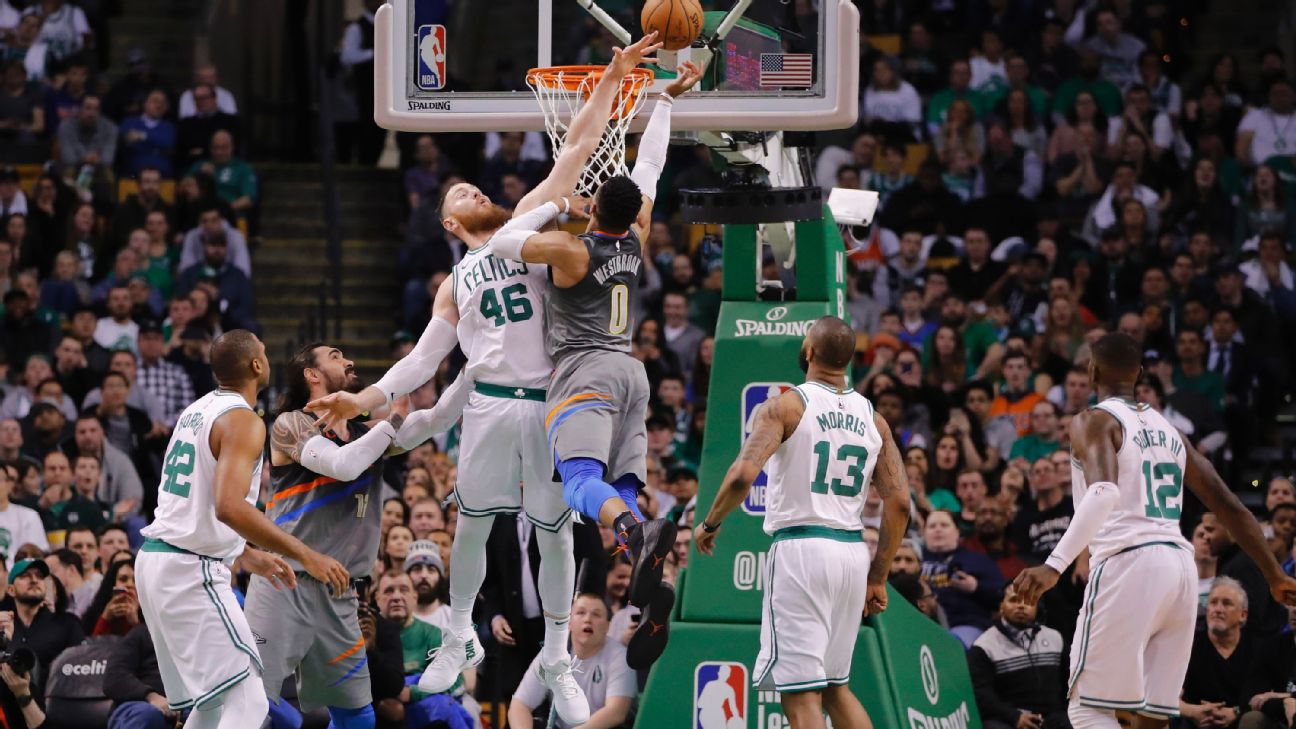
[
  {"left": 626, "top": 62, "right": 705, "bottom": 240},
  {"left": 306, "top": 279, "right": 459, "bottom": 437},
  {"left": 867, "top": 413, "right": 911, "bottom": 614},
  {"left": 394, "top": 374, "right": 474, "bottom": 450},
  {"left": 516, "top": 33, "right": 664, "bottom": 215},
  {"left": 694, "top": 390, "right": 804, "bottom": 555},
  {"left": 1184, "top": 438, "right": 1296, "bottom": 605},
  {"left": 1014, "top": 410, "right": 1122, "bottom": 604},
  {"left": 269, "top": 410, "right": 404, "bottom": 482}
]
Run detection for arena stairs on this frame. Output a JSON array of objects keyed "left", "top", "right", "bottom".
[{"left": 253, "top": 164, "right": 406, "bottom": 385}]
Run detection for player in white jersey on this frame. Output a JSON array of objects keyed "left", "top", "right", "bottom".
[
  {"left": 1014, "top": 333, "right": 1296, "bottom": 729},
  {"left": 303, "top": 34, "right": 667, "bottom": 726},
  {"left": 136, "top": 330, "right": 349, "bottom": 729},
  {"left": 694, "top": 317, "right": 912, "bottom": 729}
]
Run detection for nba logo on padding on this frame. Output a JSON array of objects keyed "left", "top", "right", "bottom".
[
  {"left": 415, "top": 24, "right": 446, "bottom": 90},
  {"left": 694, "top": 662, "right": 747, "bottom": 729},
  {"left": 740, "top": 383, "right": 793, "bottom": 514}
]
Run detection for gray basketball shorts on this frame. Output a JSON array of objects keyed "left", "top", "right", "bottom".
[
  {"left": 243, "top": 573, "right": 370, "bottom": 712},
  {"left": 545, "top": 349, "right": 649, "bottom": 485}
]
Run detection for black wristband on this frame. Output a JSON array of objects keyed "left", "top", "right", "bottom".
[
  {"left": 702, "top": 520, "right": 720, "bottom": 533},
  {"left": 15, "top": 693, "right": 32, "bottom": 707}
]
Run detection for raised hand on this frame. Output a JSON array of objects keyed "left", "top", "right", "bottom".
[
  {"left": 665, "top": 60, "right": 706, "bottom": 97},
  {"left": 610, "top": 32, "right": 663, "bottom": 76},
  {"left": 304, "top": 391, "right": 363, "bottom": 441}
]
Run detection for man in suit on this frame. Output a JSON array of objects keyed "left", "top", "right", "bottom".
[{"left": 481, "top": 512, "right": 606, "bottom": 700}]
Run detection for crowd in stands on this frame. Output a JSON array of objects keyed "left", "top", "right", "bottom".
[{"left": 0, "top": 0, "right": 1293, "bottom": 727}]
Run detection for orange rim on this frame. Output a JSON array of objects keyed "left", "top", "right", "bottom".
[{"left": 526, "top": 65, "right": 654, "bottom": 120}]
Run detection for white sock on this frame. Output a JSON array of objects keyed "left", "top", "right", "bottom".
[
  {"left": 536, "top": 524, "right": 575, "bottom": 664},
  {"left": 448, "top": 512, "right": 492, "bottom": 634}
]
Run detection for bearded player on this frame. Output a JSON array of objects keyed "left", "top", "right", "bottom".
[
  {"left": 306, "top": 34, "right": 668, "bottom": 725},
  {"left": 244, "top": 343, "right": 430, "bottom": 729},
  {"left": 487, "top": 60, "right": 706, "bottom": 671}
]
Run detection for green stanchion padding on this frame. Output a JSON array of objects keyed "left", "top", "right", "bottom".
[
  {"left": 635, "top": 622, "right": 895, "bottom": 729},
  {"left": 869, "top": 586, "right": 983, "bottom": 729},
  {"left": 682, "top": 300, "right": 835, "bottom": 624}
]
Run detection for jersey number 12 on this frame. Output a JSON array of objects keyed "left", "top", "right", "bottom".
[{"left": 1142, "top": 460, "right": 1183, "bottom": 519}]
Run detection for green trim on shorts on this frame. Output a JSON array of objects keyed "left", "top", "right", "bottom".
[
  {"left": 527, "top": 508, "right": 575, "bottom": 533},
  {"left": 753, "top": 543, "right": 779, "bottom": 688},
  {"left": 1142, "top": 704, "right": 1181, "bottom": 717},
  {"left": 201, "top": 560, "right": 263, "bottom": 672},
  {"left": 1068, "top": 559, "right": 1108, "bottom": 695},
  {"left": 474, "top": 381, "right": 547, "bottom": 401},
  {"left": 777, "top": 679, "right": 829, "bottom": 693},
  {"left": 772, "top": 525, "right": 864, "bottom": 544},
  {"left": 1079, "top": 696, "right": 1174, "bottom": 715},
  {"left": 452, "top": 488, "right": 521, "bottom": 518},
  {"left": 141, "top": 538, "right": 199, "bottom": 556},
  {"left": 191, "top": 668, "right": 252, "bottom": 709},
  {"left": 827, "top": 676, "right": 851, "bottom": 686}
]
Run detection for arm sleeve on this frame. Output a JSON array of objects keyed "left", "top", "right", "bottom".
[
  {"left": 394, "top": 375, "right": 473, "bottom": 451},
  {"left": 498, "top": 201, "right": 561, "bottom": 233},
  {"left": 629, "top": 95, "right": 674, "bottom": 201},
  {"left": 1045, "top": 481, "right": 1120, "bottom": 572},
  {"left": 372, "top": 316, "right": 458, "bottom": 403},
  {"left": 489, "top": 227, "right": 540, "bottom": 262},
  {"left": 298, "top": 422, "right": 396, "bottom": 482}
]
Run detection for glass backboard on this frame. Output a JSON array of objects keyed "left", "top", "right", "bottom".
[{"left": 374, "top": 0, "right": 859, "bottom": 133}]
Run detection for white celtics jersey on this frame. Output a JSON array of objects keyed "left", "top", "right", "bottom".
[
  {"left": 141, "top": 390, "right": 262, "bottom": 561},
  {"left": 452, "top": 244, "right": 552, "bottom": 388},
  {"left": 763, "top": 382, "right": 883, "bottom": 534},
  {"left": 1069, "top": 397, "right": 1192, "bottom": 563}
]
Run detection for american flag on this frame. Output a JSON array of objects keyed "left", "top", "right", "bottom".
[{"left": 759, "top": 53, "right": 813, "bottom": 88}]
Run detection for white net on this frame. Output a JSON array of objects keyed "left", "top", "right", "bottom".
[{"left": 526, "top": 66, "right": 654, "bottom": 197}]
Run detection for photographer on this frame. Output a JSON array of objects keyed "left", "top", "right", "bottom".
[{"left": 0, "top": 559, "right": 84, "bottom": 727}]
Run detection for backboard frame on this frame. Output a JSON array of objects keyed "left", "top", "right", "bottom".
[{"left": 373, "top": 0, "right": 860, "bottom": 133}]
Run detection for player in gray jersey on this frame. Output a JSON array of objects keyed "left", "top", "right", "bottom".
[
  {"left": 490, "top": 61, "right": 704, "bottom": 669},
  {"left": 244, "top": 343, "right": 412, "bottom": 729}
]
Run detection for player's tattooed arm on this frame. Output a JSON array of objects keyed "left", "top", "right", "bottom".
[
  {"left": 1183, "top": 430, "right": 1296, "bottom": 605},
  {"left": 868, "top": 412, "right": 911, "bottom": 585},
  {"left": 270, "top": 410, "right": 317, "bottom": 464},
  {"left": 696, "top": 391, "right": 803, "bottom": 554}
]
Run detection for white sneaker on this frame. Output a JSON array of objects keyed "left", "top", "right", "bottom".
[
  {"left": 538, "top": 656, "right": 590, "bottom": 726},
  {"left": 417, "top": 628, "right": 483, "bottom": 694}
]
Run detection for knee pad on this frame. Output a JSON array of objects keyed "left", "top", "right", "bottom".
[
  {"left": 556, "top": 457, "right": 618, "bottom": 519},
  {"left": 327, "top": 704, "right": 375, "bottom": 729}
]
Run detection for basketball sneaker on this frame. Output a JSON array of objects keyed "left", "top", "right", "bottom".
[
  {"left": 417, "top": 627, "right": 484, "bottom": 694},
  {"left": 627, "top": 581, "right": 675, "bottom": 670},
  {"left": 537, "top": 656, "right": 591, "bottom": 725},
  {"left": 623, "top": 518, "right": 677, "bottom": 607}
]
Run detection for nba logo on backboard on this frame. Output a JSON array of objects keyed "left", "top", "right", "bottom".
[
  {"left": 694, "top": 662, "right": 747, "bottom": 729},
  {"left": 740, "top": 383, "right": 793, "bottom": 515},
  {"left": 415, "top": 24, "right": 446, "bottom": 90}
]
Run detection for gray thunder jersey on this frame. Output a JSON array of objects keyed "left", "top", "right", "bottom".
[
  {"left": 266, "top": 414, "right": 384, "bottom": 577},
  {"left": 545, "top": 230, "right": 643, "bottom": 362}
]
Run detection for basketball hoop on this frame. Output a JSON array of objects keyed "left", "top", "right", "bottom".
[{"left": 526, "top": 66, "right": 655, "bottom": 196}]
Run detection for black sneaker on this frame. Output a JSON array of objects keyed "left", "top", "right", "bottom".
[
  {"left": 627, "top": 582, "right": 675, "bottom": 670},
  {"left": 626, "top": 518, "right": 677, "bottom": 607}
]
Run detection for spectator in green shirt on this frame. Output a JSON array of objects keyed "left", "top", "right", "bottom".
[
  {"left": 1052, "top": 49, "right": 1124, "bottom": 119},
  {"left": 1172, "top": 328, "right": 1225, "bottom": 413},
  {"left": 1007, "top": 400, "right": 1063, "bottom": 465},
  {"left": 375, "top": 569, "right": 475, "bottom": 729},
  {"left": 186, "top": 129, "right": 257, "bottom": 220},
  {"left": 926, "top": 59, "right": 991, "bottom": 138}
]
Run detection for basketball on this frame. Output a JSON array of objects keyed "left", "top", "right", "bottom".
[{"left": 641, "top": 0, "right": 704, "bottom": 51}]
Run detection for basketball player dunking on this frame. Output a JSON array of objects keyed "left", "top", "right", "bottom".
[{"left": 305, "top": 33, "right": 670, "bottom": 726}]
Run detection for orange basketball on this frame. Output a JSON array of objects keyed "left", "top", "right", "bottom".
[{"left": 641, "top": 0, "right": 704, "bottom": 51}]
